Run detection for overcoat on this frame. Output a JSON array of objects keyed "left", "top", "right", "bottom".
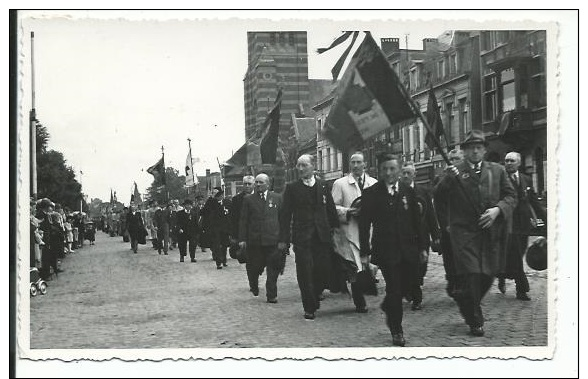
[
  {"left": 434, "top": 160, "right": 517, "bottom": 276},
  {"left": 331, "top": 173, "right": 377, "bottom": 269}
]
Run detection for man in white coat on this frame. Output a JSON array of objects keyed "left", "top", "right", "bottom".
[{"left": 331, "top": 151, "right": 378, "bottom": 313}]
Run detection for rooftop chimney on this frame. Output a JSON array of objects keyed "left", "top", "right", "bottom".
[
  {"left": 423, "top": 38, "right": 438, "bottom": 51},
  {"left": 380, "top": 38, "right": 400, "bottom": 56}
]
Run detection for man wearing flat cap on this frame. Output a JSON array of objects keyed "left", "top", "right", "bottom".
[
  {"left": 435, "top": 130, "right": 516, "bottom": 337},
  {"left": 176, "top": 199, "right": 199, "bottom": 262}
]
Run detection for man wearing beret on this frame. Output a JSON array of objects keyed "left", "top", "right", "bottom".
[{"left": 435, "top": 130, "right": 516, "bottom": 337}]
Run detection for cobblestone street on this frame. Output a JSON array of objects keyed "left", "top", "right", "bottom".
[{"left": 28, "top": 231, "right": 548, "bottom": 350}]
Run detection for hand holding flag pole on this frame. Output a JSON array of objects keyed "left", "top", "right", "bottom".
[{"left": 400, "top": 84, "right": 481, "bottom": 215}]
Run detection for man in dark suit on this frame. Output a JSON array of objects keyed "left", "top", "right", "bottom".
[
  {"left": 127, "top": 201, "right": 145, "bottom": 254},
  {"left": 229, "top": 175, "right": 255, "bottom": 259},
  {"left": 153, "top": 202, "right": 170, "bottom": 255},
  {"left": 201, "top": 187, "right": 230, "bottom": 269},
  {"left": 435, "top": 130, "right": 516, "bottom": 337},
  {"left": 359, "top": 154, "right": 425, "bottom": 347},
  {"left": 400, "top": 161, "right": 441, "bottom": 311},
  {"left": 279, "top": 154, "right": 339, "bottom": 320},
  {"left": 497, "top": 151, "right": 546, "bottom": 300},
  {"left": 239, "top": 173, "right": 284, "bottom": 302},
  {"left": 176, "top": 199, "right": 199, "bottom": 262}
]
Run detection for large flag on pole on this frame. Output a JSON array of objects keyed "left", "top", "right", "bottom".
[
  {"left": 185, "top": 152, "right": 198, "bottom": 187},
  {"left": 147, "top": 156, "right": 166, "bottom": 185},
  {"left": 424, "top": 86, "right": 445, "bottom": 150},
  {"left": 322, "top": 32, "right": 417, "bottom": 152},
  {"left": 259, "top": 89, "right": 283, "bottom": 164}
]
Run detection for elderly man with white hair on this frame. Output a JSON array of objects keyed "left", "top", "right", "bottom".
[
  {"left": 497, "top": 151, "right": 545, "bottom": 301},
  {"left": 239, "top": 173, "right": 284, "bottom": 302}
]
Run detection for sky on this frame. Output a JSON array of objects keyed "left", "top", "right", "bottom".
[{"left": 17, "top": 10, "right": 547, "bottom": 202}]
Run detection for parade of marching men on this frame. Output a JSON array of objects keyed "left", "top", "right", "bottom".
[{"left": 23, "top": 16, "right": 555, "bottom": 356}]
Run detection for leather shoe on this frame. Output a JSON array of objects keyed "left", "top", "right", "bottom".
[
  {"left": 250, "top": 288, "right": 259, "bottom": 297},
  {"left": 304, "top": 312, "right": 315, "bottom": 320},
  {"left": 267, "top": 298, "right": 278, "bottom": 304},
  {"left": 191, "top": 258, "right": 197, "bottom": 263},
  {"left": 469, "top": 326, "right": 485, "bottom": 337},
  {"left": 498, "top": 278, "right": 506, "bottom": 294},
  {"left": 180, "top": 257, "right": 184, "bottom": 262},
  {"left": 392, "top": 333, "right": 406, "bottom": 347},
  {"left": 411, "top": 301, "right": 422, "bottom": 311},
  {"left": 355, "top": 306, "right": 368, "bottom": 313},
  {"left": 516, "top": 292, "right": 531, "bottom": 301}
]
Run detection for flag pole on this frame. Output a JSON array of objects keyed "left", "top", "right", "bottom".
[
  {"left": 188, "top": 138, "right": 196, "bottom": 196},
  {"left": 395, "top": 73, "right": 481, "bottom": 214},
  {"left": 161, "top": 145, "right": 168, "bottom": 203},
  {"left": 30, "top": 31, "right": 37, "bottom": 199}
]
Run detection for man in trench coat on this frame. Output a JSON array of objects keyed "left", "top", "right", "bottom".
[{"left": 434, "top": 130, "right": 516, "bottom": 337}]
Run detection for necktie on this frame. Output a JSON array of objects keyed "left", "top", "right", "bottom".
[
  {"left": 511, "top": 173, "right": 519, "bottom": 186},
  {"left": 357, "top": 176, "right": 364, "bottom": 192},
  {"left": 474, "top": 163, "right": 481, "bottom": 177},
  {"left": 389, "top": 184, "right": 396, "bottom": 196},
  {"left": 260, "top": 192, "right": 265, "bottom": 202}
]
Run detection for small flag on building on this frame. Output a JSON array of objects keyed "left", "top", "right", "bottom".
[
  {"left": 147, "top": 157, "right": 166, "bottom": 185},
  {"left": 322, "top": 32, "right": 417, "bottom": 152},
  {"left": 259, "top": 89, "right": 283, "bottom": 164}
]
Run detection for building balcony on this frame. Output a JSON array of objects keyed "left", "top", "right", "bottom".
[{"left": 492, "top": 107, "right": 547, "bottom": 135}]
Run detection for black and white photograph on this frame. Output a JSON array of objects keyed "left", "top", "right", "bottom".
[{"left": 11, "top": 9, "right": 578, "bottom": 378}]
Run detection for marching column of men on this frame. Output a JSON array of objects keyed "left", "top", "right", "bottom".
[{"left": 114, "top": 129, "right": 544, "bottom": 347}]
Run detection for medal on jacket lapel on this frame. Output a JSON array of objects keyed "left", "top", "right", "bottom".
[
  {"left": 322, "top": 194, "right": 327, "bottom": 205},
  {"left": 402, "top": 196, "right": 408, "bottom": 210},
  {"left": 268, "top": 198, "right": 274, "bottom": 208}
]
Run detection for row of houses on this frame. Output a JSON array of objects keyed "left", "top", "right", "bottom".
[{"left": 223, "top": 29, "right": 548, "bottom": 198}]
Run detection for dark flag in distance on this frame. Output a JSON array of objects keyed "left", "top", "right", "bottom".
[
  {"left": 424, "top": 86, "right": 445, "bottom": 150},
  {"left": 259, "top": 89, "right": 283, "bottom": 164},
  {"left": 323, "top": 33, "right": 417, "bottom": 152},
  {"left": 147, "top": 157, "right": 166, "bottom": 185},
  {"left": 132, "top": 182, "right": 142, "bottom": 205},
  {"left": 110, "top": 189, "right": 114, "bottom": 204}
]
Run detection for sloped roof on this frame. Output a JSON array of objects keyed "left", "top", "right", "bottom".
[{"left": 308, "top": 79, "right": 337, "bottom": 116}]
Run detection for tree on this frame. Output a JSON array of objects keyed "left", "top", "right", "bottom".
[
  {"left": 146, "top": 167, "right": 188, "bottom": 204},
  {"left": 35, "top": 123, "right": 84, "bottom": 210},
  {"left": 36, "top": 123, "right": 50, "bottom": 155}
]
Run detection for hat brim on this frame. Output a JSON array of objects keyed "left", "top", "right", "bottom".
[{"left": 460, "top": 139, "right": 488, "bottom": 147}]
